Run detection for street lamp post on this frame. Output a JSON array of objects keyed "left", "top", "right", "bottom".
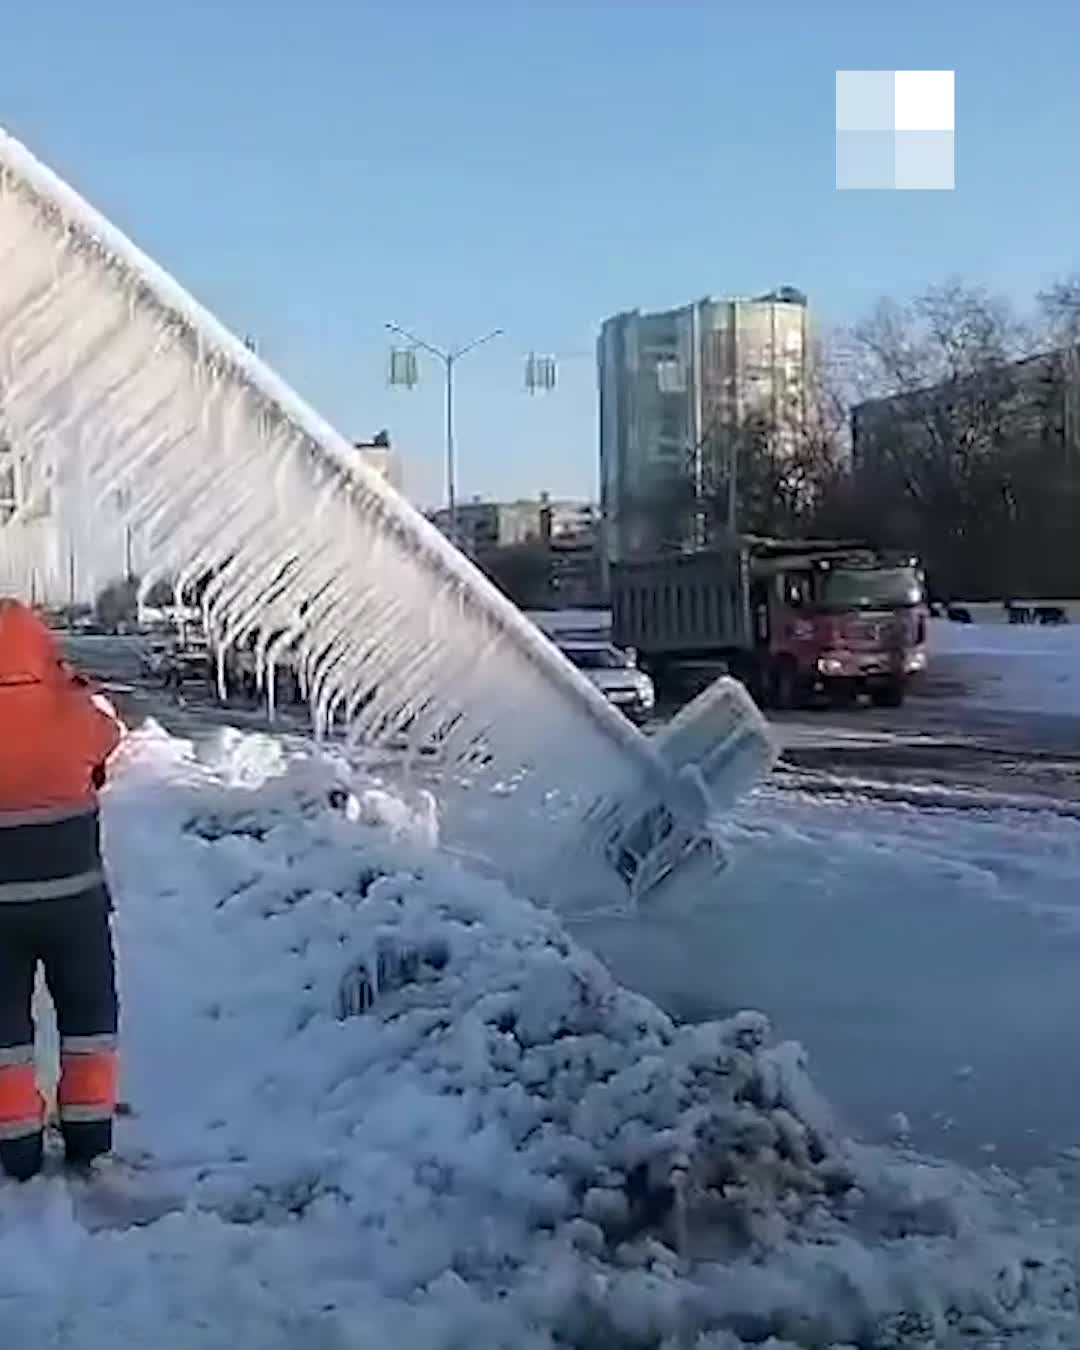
[{"left": 385, "top": 323, "right": 503, "bottom": 546}]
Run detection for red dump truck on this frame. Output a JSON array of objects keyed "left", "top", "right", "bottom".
[{"left": 611, "top": 537, "right": 927, "bottom": 709}]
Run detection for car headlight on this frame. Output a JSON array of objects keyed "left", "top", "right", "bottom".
[
  {"left": 638, "top": 676, "right": 655, "bottom": 706},
  {"left": 817, "top": 655, "right": 845, "bottom": 675},
  {"left": 905, "top": 650, "right": 927, "bottom": 672}
]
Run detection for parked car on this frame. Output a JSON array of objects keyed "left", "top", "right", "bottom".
[
  {"left": 559, "top": 641, "right": 656, "bottom": 723},
  {"left": 138, "top": 637, "right": 172, "bottom": 679},
  {"left": 140, "top": 629, "right": 213, "bottom": 692}
]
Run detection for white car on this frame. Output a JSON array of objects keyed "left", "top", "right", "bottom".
[{"left": 559, "top": 642, "right": 656, "bottom": 723}]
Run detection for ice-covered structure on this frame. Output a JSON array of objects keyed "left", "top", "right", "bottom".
[{"left": 0, "top": 127, "right": 773, "bottom": 910}]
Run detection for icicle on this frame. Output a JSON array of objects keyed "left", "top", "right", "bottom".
[
  {"left": 0, "top": 125, "right": 775, "bottom": 914},
  {"left": 266, "top": 653, "right": 277, "bottom": 724}
]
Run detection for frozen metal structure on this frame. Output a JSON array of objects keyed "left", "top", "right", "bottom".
[{"left": 0, "top": 127, "right": 774, "bottom": 912}]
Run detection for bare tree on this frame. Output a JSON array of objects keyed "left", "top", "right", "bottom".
[
  {"left": 95, "top": 577, "right": 140, "bottom": 630},
  {"left": 847, "top": 279, "right": 1038, "bottom": 595},
  {"left": 1024, "top": 278, "right": 1080, "bottom": 595},
  {"left": 696, "top": 334, "right": 852, "bottom": 542},
  {"left": 1038, "top": 276, "right": 1080, "bottom": 340},
  {"left": 1037, "top": 277, "right": 1080, "bottom": 455},
  {"left": 477, "top": 541, "right": 554, "bottom": 609},
  {"left": 618, "top": 474, "right": 698, "bottom": 555}
]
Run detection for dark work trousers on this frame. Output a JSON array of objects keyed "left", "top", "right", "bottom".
[{"left": 0, "top": 889, "right": 118, "bottom": 1181}]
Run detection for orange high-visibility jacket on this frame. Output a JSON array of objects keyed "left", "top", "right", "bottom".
[{"left": 0, "top": 601, "right": 123, "bottom": 902}]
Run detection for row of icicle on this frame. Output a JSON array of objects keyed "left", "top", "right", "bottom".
[{"left": 0, "top": 127, "right": 745, "bottom": 912}]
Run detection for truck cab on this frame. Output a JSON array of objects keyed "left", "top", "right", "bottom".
[{"left": 756, "top": 549, "right": 927, "bottom": 708}]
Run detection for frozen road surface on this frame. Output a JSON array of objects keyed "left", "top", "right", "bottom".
[
  {"left": 578, "top": 781, "right": 1080, "bottom": 1171},
  {"left": 578, "top": 616, "right": 1080, "bottom": 1173}
]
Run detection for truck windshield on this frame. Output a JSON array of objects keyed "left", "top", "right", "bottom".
[{"left": 817, "top": 567, "right": 923, "bottom": 611}]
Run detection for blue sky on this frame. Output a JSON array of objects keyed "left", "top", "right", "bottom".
[{"left": 4, "top": 1, "right": 1078, "bottom": 505}]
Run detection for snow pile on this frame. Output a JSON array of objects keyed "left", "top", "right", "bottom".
[
  {"left": 3, "top": 725, "right": 1079, "bottom": 1347},
  {"left": 931, "top": 620, "right": 1080, "bottom": 717}
]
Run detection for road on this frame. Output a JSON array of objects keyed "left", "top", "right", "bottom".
[
  {"left": 68, "top": 633, "right": 1080, "bottom": 804},
  {"left": 774, "top": 650, "right": 1080, "bottom": 805}
]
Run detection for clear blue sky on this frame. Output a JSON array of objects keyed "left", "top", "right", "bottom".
[{"left": 4, "top": 1, "right": 1078, "bottom": 506}]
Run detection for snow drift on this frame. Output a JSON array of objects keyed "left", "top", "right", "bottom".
[
  {"left": 931, "top": 618, "right": 1080, "bottom": 718},
  {"left": 5, "top": 725, "right": 1078, "bottom": 1348},
  {"left": 0, "top": 127, "right": 772, "bottom": 912}
]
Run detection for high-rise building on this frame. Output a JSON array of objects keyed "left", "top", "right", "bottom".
[{"left": 598, "top": 288, "right": 809, "bottom": 561}]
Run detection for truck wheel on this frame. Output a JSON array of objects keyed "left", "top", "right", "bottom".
[
  {"left": 871, "top": 678, "right": 906, "bottom": 709},
  {"left": 771, "top": 658, "right": 800, "bottom": 711}
]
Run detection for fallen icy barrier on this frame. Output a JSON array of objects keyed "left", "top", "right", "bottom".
[
  {"left": 4, "top": 724, "right": 1059, "bottom": 1347},
  {"left": 0, "top": 125, "right": 773, "bottom": 917}
]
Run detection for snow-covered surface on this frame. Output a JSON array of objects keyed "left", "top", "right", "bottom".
[
  {"left": 581, "top": 780, "right": 1080, "bottom": 1173},
  {"left": 943, "top": 603, "right": 1080, "bottom": 626},
  {"left": 931, "top": 619, "right": 1080, "bottom": 717},
  {"left": 7, "top": 724, "right": 1080, "bottom": 1347}
]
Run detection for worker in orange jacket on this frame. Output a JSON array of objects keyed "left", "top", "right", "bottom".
[{"left": 0, "top": 600, "right": 124, "bottom": 1181}]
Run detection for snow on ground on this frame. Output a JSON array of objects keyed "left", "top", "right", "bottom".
[
  {"left": 930, "top": 618, "right": 1080, "bottom": 717},
  {"left": 580, "top": 783, "right": 1080, "bottom": 1177},
  {"left": 5, "top": 724, "right": 1080, "bottom": 1347}
]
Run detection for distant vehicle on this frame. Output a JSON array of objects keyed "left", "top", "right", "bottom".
[
  {"left": 165, "top": 640, "right": 214, "bottom": 692},
  {"left": 1009, "top": 601, "right": 1069, "bottom": 626},
  {"left": 138, "top": 637, "right": 172, "bottom": 679},
  {"left": 611, "top": 537, "right": 927, "bottom": 710},
  {"left": 140, "top": 629, "right": 214, "bottom": 692},
  {"left": 559, "top": 641, "right": 656, "bottom": 724},
  {"left": 220, "top": 639, "right": 304, "bottom": 707},
  {"left": 527, "top": 608, "right": 613, "bottom": 646},
  {"left": 946, "top": 605, "right": 973, "bottom": 625}
]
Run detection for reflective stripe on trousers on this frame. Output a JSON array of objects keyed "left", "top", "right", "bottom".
[
  {"left": 58, "top": 1034, "right": 118, "bottom": 1125},
  {"left": 0, "top": 1046, "right": 44, "bottom": 1142},
  {"left": 0, "top": 804, "right": 104, "bottom": 903}
]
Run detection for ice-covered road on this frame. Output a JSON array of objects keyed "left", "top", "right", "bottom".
[{"left": 579, "top": 782, "right": 1080, "bottom": 1172}]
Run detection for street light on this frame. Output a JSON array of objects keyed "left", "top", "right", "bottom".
[
  {"left": 524, "top": 352, "right": 558, "bottom": 395},
  {"left": 385, "top": 322, "right": 503, "bottom": 546}
]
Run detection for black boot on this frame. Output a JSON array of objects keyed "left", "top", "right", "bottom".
[
  {"left": 62, "top": 1118, "right": 113, "bottom": 1171},
  {"left": 0, "top": 1131, "right": 44, "bottom": 1182}
]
